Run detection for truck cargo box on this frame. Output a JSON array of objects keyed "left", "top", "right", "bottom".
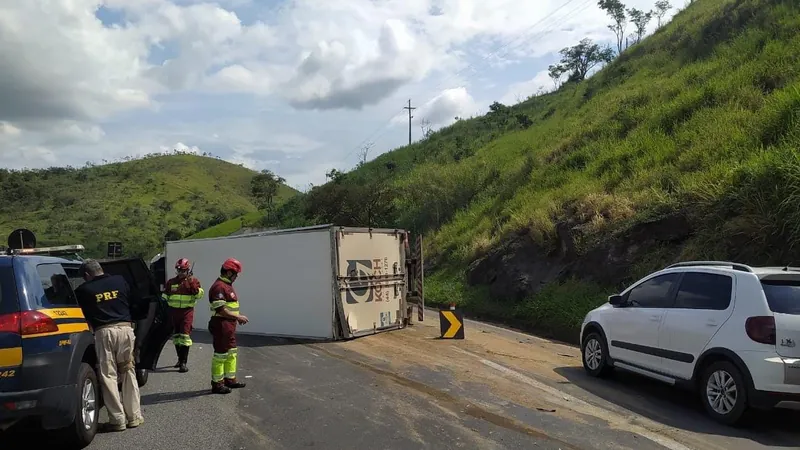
[{"left": 163, "top": 225, "right": 423, "bottom": 340}]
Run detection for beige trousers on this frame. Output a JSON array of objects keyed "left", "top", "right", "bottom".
[{"left": 94, "top": 322, "right": 143, "bottom": 426}]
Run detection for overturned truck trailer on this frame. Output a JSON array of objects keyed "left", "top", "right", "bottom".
[{"left": 164, "top": 225, "right": 425, "bottom": 341}]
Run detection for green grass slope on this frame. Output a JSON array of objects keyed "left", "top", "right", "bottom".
[
  {"left": 185, "top": 211, "right": 264, "bottom": 239},
  {"left": 0, "top": 154, "right": 297, "bottom": 258},
  {"left": 266, "top": 0, "right": 800, "bottom": 340}
]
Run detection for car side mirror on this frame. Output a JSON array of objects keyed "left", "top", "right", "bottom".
[{"left": 608, "top": 294, "right": 625, "bottom": 306}]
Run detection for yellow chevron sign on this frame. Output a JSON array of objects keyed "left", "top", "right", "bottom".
[{"left": 439, "top": 309, "right": 464, "bottom": 339}]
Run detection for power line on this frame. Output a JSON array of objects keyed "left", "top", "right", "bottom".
[{"left": 338, "top": 0, "right": 592, "bottom": 165}]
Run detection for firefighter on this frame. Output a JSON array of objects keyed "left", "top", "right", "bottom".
[
  {"left": 208, "top": 257, "right": 249, "bottom": 394},
  {"left": 164, "top": 258, "right": 204, "bottom": 373}
]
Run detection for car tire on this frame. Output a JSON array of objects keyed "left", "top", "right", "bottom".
[
  {"left": 581, "top": 332, "right": 613, "bottom": 378},
  {"left": 136, "top": 368, "right": 148, "bottom": 387},
  {"left": 61, "top": 362, "right": 99, "bottom": 449},
  {"left": 700, "top": 360, "right": 748, "bottom": 426}
]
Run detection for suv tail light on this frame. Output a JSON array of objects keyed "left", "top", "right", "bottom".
[
  {"left": 0, "top": 311, "right": 59, "bottom": 336},
  {"left": 0, "top": 312, "right": 20, "bottom": 333},
  {"left": 745, "top": 316, "right": 776, "bottom": 345}
]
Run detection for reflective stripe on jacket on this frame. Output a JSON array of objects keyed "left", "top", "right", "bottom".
[
  {"left": 208, "top": 276, "right": 240, "bottom": 318},
  {"left": 164, "top": 276, "right": 205, "bottom": 309}
]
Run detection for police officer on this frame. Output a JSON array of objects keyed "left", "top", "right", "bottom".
[
  {"left": 208, "top": 258, "right": 248, "bottom": 395},
  {"left": 74, "top": 259, "right": 144, "bottom": 432},
  {"left": 164, "top": 258, "right": 204, "bottom": 373}
]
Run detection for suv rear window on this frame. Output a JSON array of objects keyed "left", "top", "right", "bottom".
[
  {"left": 761, "top": 281, "right": 800, "bottom": 315},
  {"left": 0, "top": 266, "right": 18, "bottom": 315}
]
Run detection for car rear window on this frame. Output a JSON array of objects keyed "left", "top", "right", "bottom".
[
  {"left": 0, "top": 265, "right": 18, "bottom": 314},
  {"left": 761, "top": 281, "right": 800, "bottom": 315}
]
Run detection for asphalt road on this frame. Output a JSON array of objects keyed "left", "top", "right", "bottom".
[{"left": 3, "top": 316, "right": 799, "bottom": 450}]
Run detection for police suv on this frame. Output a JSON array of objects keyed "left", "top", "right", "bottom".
[{"left": 0, "top": 243, "right": 173, "bottom": 447}]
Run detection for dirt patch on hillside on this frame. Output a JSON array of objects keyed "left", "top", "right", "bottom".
[{"left": 463, "top": 212, "right": 693, "bottom": 339}]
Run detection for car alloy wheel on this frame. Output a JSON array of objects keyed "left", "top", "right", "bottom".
[
  {"left": 584, "top": 337, "right": 603, "bottom": 371},
  {"left": 700, "top": 360, "right": 748, "bottom": 425},
  {"left": 705, "top": 369, "right": 738, "bottom": 415}
]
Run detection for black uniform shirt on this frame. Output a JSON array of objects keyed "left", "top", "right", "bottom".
[{"left": 75, "top": 274, "right": 133, "bottom": 330}]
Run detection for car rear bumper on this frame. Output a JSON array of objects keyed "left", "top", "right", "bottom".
[
  {"left": 739, "top": 351, "right": 800, "bottom": 409},
  {"left": 740, "top": 351, "right": 800, "bottom": 389},
  {"left": 0, "top": 384, "right": 76, "bottom": 430}
]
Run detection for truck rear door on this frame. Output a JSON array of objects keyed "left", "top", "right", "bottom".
[
  {"left": 335, "top": 228, "right": 407, "bottom": 338},
  {"left": 0, "top": 264, "right": 22, "bottom": 392}
]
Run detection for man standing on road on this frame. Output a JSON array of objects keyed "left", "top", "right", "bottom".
[
  {"left": 208, "top": 258, "right": 249, "bottom": 395},
  {"left": 164, "top": 258, "right": 204, "bottom": 373},
  {"left": 75, "top": 259, "right": 144, "bottom": 432}
]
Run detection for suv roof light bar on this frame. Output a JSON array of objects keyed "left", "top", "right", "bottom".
[
  {"left": 666, "top": 260, "right": 754, "bottom": 273},
  {"left": 4, "top": 244, "right": 86, "bottom": 257}
]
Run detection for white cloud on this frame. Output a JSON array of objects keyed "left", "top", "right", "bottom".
[
  {"left": 393, "top": 87, "right": 480, "bottom": 128},
  {"left": 0, "top": 0, "right": 679, "bottom": 185},
  {"left": 160, "top": 142, "right": 200, "bottom": 153},
  {"left": 500, "top": 70, "right": 554, "bottom": 105}
]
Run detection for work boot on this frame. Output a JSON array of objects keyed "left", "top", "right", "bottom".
[
  {"left": 178, "top": 346, "right": 189, "bottom": 373},
  {"left": 173, "top": 344, "right": 181, "bottom": 368},
  {"left": 212, "top": 381, "right": 232, "bottom": 395},
  {"left": 224, "top": 378, "right": 246, "bottom": 389}
]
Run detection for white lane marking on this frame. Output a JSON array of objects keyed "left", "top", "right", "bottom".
[{"left": 453, "top": 347, "right": 694, "bottom": 450}]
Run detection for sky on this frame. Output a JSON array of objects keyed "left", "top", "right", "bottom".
[{"left": 0, "top": 0, "right": 678, "bottom": 190}]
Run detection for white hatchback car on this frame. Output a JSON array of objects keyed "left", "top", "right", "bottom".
[{"left": 580, "top": 261, "right": 800, "bottom": 425}]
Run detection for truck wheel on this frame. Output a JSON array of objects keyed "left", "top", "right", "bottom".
[
  {"left": 700, "top": 360, "right": 748, "bottom": 426},
  {"left": 61, "top": 362, "right": 99, "bottom": 448},
  {"left": 136, "top": 368, "right": 148, "bottom": 387}
]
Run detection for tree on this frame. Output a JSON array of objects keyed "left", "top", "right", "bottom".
[
  {"left": 548, "top": 64, "right": 566, "bottom": 89},
  {"left": 326, "top": 168, "right": 346, "bottom": 183},
  {"left": 250, "top": 169, "right": 286, "bottom": 220},
  {"left": 654, "top": 0, "right": 672, "bottom": 28},
  {"left": 419, "top": 118, "right": 433, "bottom": 139},
  {"left": 357, "top": 142, "right": 374, "bottom": 168},
  {"left": 163, "top": 229, "right": 182, "bottom": 242},
  {"left": 551, "top": 38, "right": 615, "bottom": 83},
  {"left": 598, "top": 0, "right": 627, "bottom": 54},
  {"left": 627, "top": 8, "right": 653, "bottom": 43}
]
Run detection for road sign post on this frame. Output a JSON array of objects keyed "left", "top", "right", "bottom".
[
  {"left": 107, "top": 241, "right": 123, "bottom": 259},
  {"left": 439, "top": 304, "right": 464, "bottom": 339}
]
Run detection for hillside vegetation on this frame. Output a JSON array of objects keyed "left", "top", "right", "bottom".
[
  {"left": 0, "top": 154, "right": 297, "bottom": 258},
  {"left": 256, "top": 0, "right": 800, "bottom": 342}
]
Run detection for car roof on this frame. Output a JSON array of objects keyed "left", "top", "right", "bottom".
[
  {"left": 0, "top": 254, "right": 81, "bottom": 267},
  {"left": 661, "top": 262, "right": 800, "bottom": 278}
]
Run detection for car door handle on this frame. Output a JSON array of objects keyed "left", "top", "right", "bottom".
[
  {"left": 706, "top": 319, "right": 718, "bottom": 327},
  {"left": 649, "top": 315, "right": 661, "bottom": 321}
]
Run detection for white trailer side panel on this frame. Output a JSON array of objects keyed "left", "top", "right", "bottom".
[
  {"left": 165, "top": 227, "right": 335, "bottom": 339},
  {"left": 335, "top": 229, "right": 405, "bottom": 337}
]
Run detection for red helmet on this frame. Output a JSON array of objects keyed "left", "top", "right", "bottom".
[
  {"left": 175, "top": 258, "right": 191, "bottom": 271},
  {"left": 221, "top": 258, "right": 242, "bottom": 273}
]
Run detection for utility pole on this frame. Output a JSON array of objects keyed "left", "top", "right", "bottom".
[{"left": 403, "top": 99, "right": 416, "bottom": 146}]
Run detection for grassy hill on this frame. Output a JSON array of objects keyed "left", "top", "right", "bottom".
[
  {"left": 0, "top": 154, "right": 297, "bottom": 258},
  {"left": 204, "top": 0, "right": 800, "bottom": 341},
  {"left": 185, "top": 211, "right": 264, "bottom": 239}
]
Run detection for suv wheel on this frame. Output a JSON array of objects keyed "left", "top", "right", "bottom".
[
  {"left": 700, "top": 360, "right": 748, "bottom": 426},
  {"left": 61, "top": 362, "right": 99, "bottom": 448},
  {"left": 582, "top": 332, "right": 613, "bottom": 377}
]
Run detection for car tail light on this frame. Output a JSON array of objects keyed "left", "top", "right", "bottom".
[
  {"left": 0, "top": 312, "right": 20, "bottom": 333},
  {"left": 745, "top": 316, "right": 776, "bottom": 345},
  {"left": 0, "top": 311, "right": 58, "bottom": 336}
]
